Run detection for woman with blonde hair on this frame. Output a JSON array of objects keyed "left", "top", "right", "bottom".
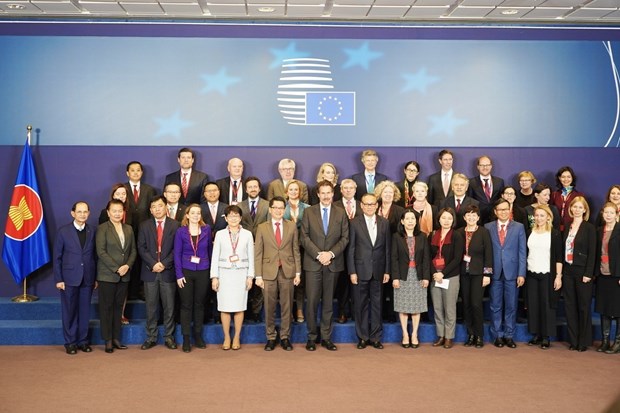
[
  {"left": 411, "top": 181, "right": 438, "bottom": 236},
  {"left": 309, "top": 162, "right": 341, "bottom": 205}
]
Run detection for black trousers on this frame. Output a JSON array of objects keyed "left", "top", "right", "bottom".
[
  {"left": 563, "top": 264, "right": 593, "bottom": 347},
  {"left": 178, "top": 269, "right": 209, "bottom": 337},
  {"left": 98, "top": 281, "right": 128, "bottom": 341},
  {"left": 526, "top": 271, "right": 557, "bottom": 337},
  {"left": 461, "top": 273, "right": 485, "bottom": 337}
]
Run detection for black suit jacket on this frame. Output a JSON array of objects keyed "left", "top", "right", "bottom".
[
  {"left": 441, "top": 196, "right": 479, "bottom": 229},
  {"left": 427, "top": 171, "right": 454, "bottom": 207},
  {"left": 428, "top": 229, "right": 464, "bottom": 279},
  {"left": 595, "top": 224, "right": 620, "bottom": 277},
  {"left": 300, "top": 204, "right": 349, "bottom": 272},
  {"left": 563, "top": 221, "right": 596, "bottom": 276},
  {"left": 467, "top": 176, "right": 505, "bottom": 224},
  {"left": 201, "top": 202, "right": 229, "bottom": 235},
  {"left": 457, "top": 226, "right": 493, "bottom": 275},
  {"left": 216, "top": 176, "right": 247, "bottom": 204},
  {"left": 167, "top": 203, "right": 186, "bottom": 222},
  {"left": 123, "top": 182, "right": 157, "bottom": 230},
  {"left": 346, "top": 215, "right": 391, "bottom": 281},
  {"left": 164, "top": 169, "right": 210, "bottom": 205},
  {"left": 350, "top": 172, "right": 388, "bottom": 200},
  {"left": 53, "top": 223, "right": 97, "bottom": 287},
  {"left": 380, "top": 203, "right": 405, "bottom": 235},
  {"left": 137, "top": 217, "right": 180, "bottom": 283},
  {"left": 391, "top": 233, "right": 430, "bottom": 282}
]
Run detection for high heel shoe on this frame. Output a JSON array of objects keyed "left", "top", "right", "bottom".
[
  {"left": 222, "top": 338, "right": 231, "bottom": 351},
  {"left": 112, "top": 340, "right": 127, "bottom": 350},
  {"left": 105, "top": 340, "right": 114, "bottom": 353},
  {"left": 411, "top": 337, "right": 420, "bottom": 349},
  {"left": 232, "top": 337, "right": 241, "bottom": 350}
]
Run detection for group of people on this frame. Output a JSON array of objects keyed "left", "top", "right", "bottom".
[{"left": 52, "top": 147, "right": 620, "bottom": 355}]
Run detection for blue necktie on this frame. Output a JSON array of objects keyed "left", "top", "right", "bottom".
[
  {"left": 251, "top": 200, "right": 256, "bottom": 219},
  {"left": 322, "top": 207, "right": 329, "bottom": 235}
]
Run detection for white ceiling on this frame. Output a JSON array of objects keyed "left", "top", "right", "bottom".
[{"left": 1, "top": 0, "right": 620, "bottom": 23}]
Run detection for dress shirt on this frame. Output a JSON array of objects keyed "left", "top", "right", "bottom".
[{"left": 364, "top": 215, "right": 377, "bottom": 245}]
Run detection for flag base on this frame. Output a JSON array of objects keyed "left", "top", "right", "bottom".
[{"left": 11, "top": 294, "right": 39, "bottom": 303}]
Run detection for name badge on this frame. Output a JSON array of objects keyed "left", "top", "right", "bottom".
[
  {"left": 433, "top": 258, "right": 445, "bottom": 271},
  {"left": 229, "top": 254, "right": 239, "bottom": 262},
  {"left": 601, "top": 255, "right": 609, "bottom": 264},
  {"left": 463, "top": 255, "right": 471, "bottom": 263},
  {"left": 566, "top": 253, "right": 573, "bottom": 262},
  {"left": 191, "top": 256, "right": 201, "bottom": 264}
]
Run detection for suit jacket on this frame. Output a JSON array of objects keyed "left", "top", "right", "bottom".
[
  {"left": 123, "top": 182, "right": 157, "bottom": 229},
  {"left": 267, "top": 179, "right": 309, "bottom": 203},
  {"left": 333, "top": 198, "right": 362, "bottom": 220},
  {"left": 201, "top": 201, "right": 228, "bottom": 234},
  {"left": 457, "top": 226, "right": 493, "bottom": 275},
  {"left": 441, "top": 196, "right": 479, "bottom": 229},
  {"left": 164, "top": 169, "right": 210, "bottom": 205},
  {"left": 254, "top": 220, "right": 301, "bottom": 280},
  {"left": 563, "top": 220, "right": 596, "bottom": 276},
  {"left": 347, "top": 215, "right": 391, "bottom": 281},
  {"left": 468, "top": 176, "right": 505, "bottom": 223},
  {"left": 551, "top": 189, "right": 585, "bottom": 232},
  {"left": 485, "top": 220, "right": 527, "bottom": 280},
  {"left": 301, "top": 204, "right": 349, "bottom": 272},
  {"left": 350, "top": 172, "right": 388, "bottom": 200},
  {"left": 96, "top": 221, "right": 137, "bottom": 283},
  {"left": 428, "top": 229, "right": 464, "bottom": 279},
  {"left": 210, "top": 227, "right": 254, "bottom": 276},
  {"left": 284, "top": 201, "right": 310, "bottom": 230},
  {"left": 391, "top": 232, "right": 430, "bottom": 282},
  {"left": 98, "top": 205, "right": 133, "bottom": 227},
  {"left": 595, "top": 224, "right": 620, "bottom": 277},
  {"left": 167, "top": 203, "right": 186, "bottom": 222},
  {"left": 309, "top": 183, "right": 341, "bottom": 205},
  {"left": 53, "top": 223, "right": 97, "bottom": 287},
  {"left": 173, "top": 225, "right": 213, "bottom": 278},
  {"left": 216, "top": 176, "right": 247, "bottom": 204},
  {"left": 239, "top": 198, "right": 270, "bottom": 238},
  {"left": 427, "top": 171, "right": 454, "bottom": 207},
  {"left": 380, "top": 203, "right": 405, "bottom": 235},
  {"left": 137, "top": 217, "right": 180, "bottom": 283}
]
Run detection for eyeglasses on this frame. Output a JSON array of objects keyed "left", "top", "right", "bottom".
[
  {"left": 270, "top": 206, "right": 285, "bottom": 210},
  {"left": 362, "top": 202, "right": 377, "bottom": 207},
  {"left": 478, "top": 164, "right": 492, "bottom": 168},
  {"left": 165, "top": 191, "right": 181, "bottom": 194},
  {"left": 503, "top": 192, "right": 516, "bottom": 196},
  {"left": 495, "top": 208, "right": 510, "bottom": 212},
  {"left": 405, "top": 169, "right": 419, "bottom": 173}
]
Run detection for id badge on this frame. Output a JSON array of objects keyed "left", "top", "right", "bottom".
[
  {"left": 601, "top": 255, "right": 609, "bottom": 264},
  {"left": 229, "top": 254, "right": 239, "bottom": 263},
  {"left": 191, "top": 256, "right": 201, "bottom": 264},
  {"left": 433, "top": 258, "right": 445, "bottom": 271},
  {"left": 566, "top": 253, "right": 573, "bottom": 262},
  {"left": 463, "top": 255, "right": 471, "bottom": 263},
  {"left": 408, "top": 260, "right": 417, "bottom": 269}
]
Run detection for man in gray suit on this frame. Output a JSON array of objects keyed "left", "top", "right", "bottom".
[
  {"left": 267, "top": 158, "right": 309, "bottom": 203},
  {"left": 301, "top": 180, "right": 349, "bottom": 351}
]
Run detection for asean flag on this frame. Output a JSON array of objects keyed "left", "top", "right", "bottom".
[{"left": 2, "top": 140, "right": 50, "bottom": 284}]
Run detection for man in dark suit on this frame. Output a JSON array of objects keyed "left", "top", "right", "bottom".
[
  {"left": 163, "top": 147, "right": 210, "bottom": 205},
  {"left": 350, "top": 149, "right": 388, "bottom": 200},
  {"left": 301, "top": 180, "right": 349, "bottom": 351},
  {"left": 485, "top": 198, "right": 526, "bottom": 349},
  {"left": 216, "top": 157, "right": 246, "bottom": 205},
  {"left": 137, "top": 195, "right": 180, "bottom": 350},
  {"left": 53, "top": 201, "right": 97, "bottom": 355},
  {"left": 163, "top": 182, "right": 186, "bottom": 222},
  {"left": 427, "top": 149, "right": 455, "bottom": 207},
  {"left": 440, "top": 173, "right": 479, "bottom": 229},
  {"left": 254, "top": 196, "right": 302, "bottom": 351},
  {"left": 347, "top": 193, "right": 391, "bottom": 349},
  {"left": 201, "top": 182, "right": 228, "bottom": 234},
  {"left": 468, "top": 155, "right": 505, "bottom": 224},
  {"left": 239, "top": 176, "right": 270, "bottom": 322}
]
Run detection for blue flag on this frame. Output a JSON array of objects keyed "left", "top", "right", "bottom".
[
  {"left": 306, "top": 92, "right": 356, "bottom": 126},
  {"left": 2, "top": 140, "right": 51, "bottom": 284}
]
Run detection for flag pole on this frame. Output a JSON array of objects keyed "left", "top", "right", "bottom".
[{"left": 10, "top": 125, "right": 39, "bottom": 303}]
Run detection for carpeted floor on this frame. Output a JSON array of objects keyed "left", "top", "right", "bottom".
[{"left": 0, "top": 343, "right": 618, "bottom": 413}]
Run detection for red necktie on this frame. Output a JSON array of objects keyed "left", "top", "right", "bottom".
[
  {"left": 346, "top": 200, "right": 353, "bottom": 219},
  {"left": 499, "top": 224, "right": 506, "bottom": 246},
  {"left": 181, "top": 173, "right": 188, "bottom": 199},
  {"left": 456, "top": 198, "right": 461, "bottom": 213},
  {"left": 483, "top": 179, "right": 491, "bottom": 200},
  {"left": 133, "top": 185, "right": 139, "bottom": 204},
  {"left": 156, "top": 220, "right": 163, "bottom": 252},
  {"left": 275, "top": 222, "right": 282, "bottom": 247}
]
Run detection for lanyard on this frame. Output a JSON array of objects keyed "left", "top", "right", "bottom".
[
  {"left": 189, "top": 230, "right": 200, "bottom": 256},
  {"left": 228, "top": 228, "right": 240, "bottom": 255}
]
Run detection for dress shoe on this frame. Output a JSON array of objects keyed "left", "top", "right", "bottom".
[
  {"left": 605, "top": 340, "right": 620, "bottom": 354},
  {"left": 78, "top": 344, "right": 92, "bottom": 353},
  {"left": 264, "top": 340, "right": 276, "bottom": 351},
  {"left": 411, "top": 343, "right": 420, "bottom": 349},
  {"left": 401, "top": 341, "right": 411, "bottom": 349},
  {"left": 357, "top": 339, "right": 368, "bottom": 349},
  {"left": 164, "top": 338, "right": 177, "bottom": 350},
  {"left": 112, "top": 340, "right": 128, "bottom": 350},
  {"left": 65, "top": 344, "right": 77, "bottom": 355},
  {"left": 569, "top": 344, "right": 577, "bottom": 351},
  {"left": 577, "top": 346, "right": 587, "bottom": 352},
  {"left": 443, "top": 339, "right": 454, "bottom": 349},
  {"left": 540, "top": 338, "right": 550, "bottom": 349},
  {"left": 305, "top": 340, "right": 316, "bottom": 351},
  {"left": 295, "top": 310, "right": 305, "bottom": 323},
  {"left": 503, "top": 338, "right": 517, "bottom": 349},
  {"left": 528, "top": 336, "right": 542, "bottom": 346},
  {"left": 104, "top": 341, "right": 114, "bottom": 353},
  {"left": 280, "top": 339, "right": 293, "bottom": 351},
  {"left": 232, "top": 338, "right": 241, "bottom": 351},
  {"left": 140, "top": 340, "right": 156, "bottom": 350},
  {"left": 432, "top": 337, "right": 445, "bottom": 347},
  {"left": 474, "top": 337, "right": 484, "bottom": 348},
  {"left": 182, "top": 342, "right": 191, "bottom": 353},
  {"left": 194, "top": 337, "right": 206, "bottom": 349},
  {"left": 321, "top": 340, "right": 337, "bottom": 351},
  {"left": 337, "top": 314, "right": 348, "bottom": 324},
  {"left": 370, "top": 341, "right": 384, "bottom": 349},
  {"left": 493, "top": 338, "right": 505, "bottom": 348},
  {"left": 464, "top": 335, "right": 474, "bottom": 347}
]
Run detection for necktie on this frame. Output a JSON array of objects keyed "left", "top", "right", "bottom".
[
  {"left": 499, "top": 224, "right": 506, "bottom": 246},
  {"left": 443, "top": 173, "right": 450, "bottom": 197},
  {"left": 456, "top": 198, "right": 461, "bottom": 213},
  {"left": 167, "top": 206, "right": 173, "bottom": 218},
  {"left": 367, "top": 175, "right": 375, "bottom": 194},
  {"left": 182, "top": 172, "right": 188, "bottom": 199},
  {"left": 133, "top": 185, "right": 139, "bottom": 204},
  {"left": 275, "top": 222, "right": 282, "bottom": 247},
  {"left": 210, "top": 204, "right": 217, "bottom": 223},
  {"left": 156, "top": 220, "right": 163, "bottom": 253},
  {"left": 251, "top": 200, "right": 256, "bottom": 219},
  {"left": 483, "top": 178, "right": 491, "bottom": 200},
  {"left": 369, "top": 219, "right": 377, "bottom": 246},
  {"left": 322, "top": 207, "right": 329, "bottom": 235},
  {"left": 346, "top": 199, "right": 353, "bottom": 219},
  {"left": 231, "top": 180, "right": 239, "bottom": 204}
]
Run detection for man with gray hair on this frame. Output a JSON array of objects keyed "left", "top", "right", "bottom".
[{"left": 267, "top": 158, "right": 309, "bottom": 203}]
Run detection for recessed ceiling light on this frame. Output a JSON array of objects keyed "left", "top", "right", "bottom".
[
  {"left": 258, "top": 6, "right": 275, "bottom": 12},
  {"left": 500, "top": 9, "right": 519, "bottom": 15},
  {"left": 6, "top": 3, "right": 26, "bottom": 9}
]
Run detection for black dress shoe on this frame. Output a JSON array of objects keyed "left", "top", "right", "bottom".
[
  {"left": 305, "top": 340, "right": 316, "bottom": 351},
  {"left": 264, "top": 340, "right": 277, "bottom": 351},
  {"left": 112, "top": 340, "right": 128, "bottom": 350},
  {"left": 370, "top": 341, "right": 384, "bottom": 349},
  {"left": 194, "top": 337, "right": 206, "bottom": 349},
  {"left": 401, "top": 341, "right": 411, "bottom": 349},
  {"left": 280, "top": 339, "right": 293, "bottom": 351},
  {"left": 164, "top": 338, "right": 177, "bottom": 350},
  {"left": 357, "top": 339, "right": 368, "bottom": 349},
  {"left": 504, "top": 338, "right": 517, "bottom": 349},
  {"left": 528, "top": 336, "right": 541, "bottom": 346},
  {"left": 493, "top": 338, "right": 504, "bottom": 348},
  {"left": 141, "top": 340, "right": 156, "bottom": 350},
  {"left": 65, "top": 344, "right": 78, "bottom": 355},
  {"left": 321, "top": 340, "right": 337, "bottom": 351},
  {"left": 78, "top": 344, "right": 92, "bottom": 353},
  {"left": 464, "top": 335, "right": 475, "bottom": 347},
  {"left": 104, "top": 341, "right": 114, "bottom": 353},
  {"left": 569, "top": 344, "right": 577, "bottom": 351},
  {"left": 540, "top": 338, "right": 550, "bottom": 349},
  {"left": 474, "top": 337, "right": 484, "bottom": 348},
  {"left": 182, "top": 341, "right": 191, "bottom": 353},
  {"left": 577, "top": 346, "right": 587, "bottom": 352}
]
